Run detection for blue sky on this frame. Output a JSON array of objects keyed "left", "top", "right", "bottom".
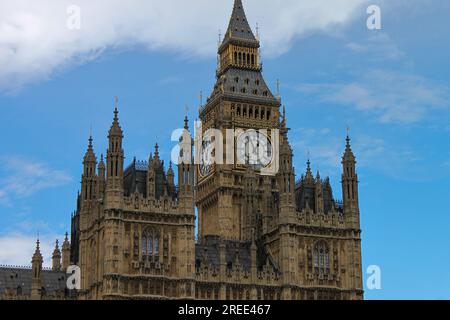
[{"left": 0, "top": 0, "right": 450, "bottom": 299}]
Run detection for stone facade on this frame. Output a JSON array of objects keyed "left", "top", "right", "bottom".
[{"left": 0, "top": 0, "right": 363, "bottom": 301}]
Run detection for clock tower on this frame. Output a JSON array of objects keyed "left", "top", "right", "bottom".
[{"left": 196, "top": 0, "right": 285, "bottom": 242}]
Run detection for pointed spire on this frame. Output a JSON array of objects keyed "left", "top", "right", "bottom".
[
  {"left": 33, "top": 237, "right": 43, "bottom": 261},
  {"left": 184, "top": 107, "right": 190, "bottom": 131},
  {"left": 109, "top": 97, "right": 123, "bottom": 138},
  {"left": 154, "top": 142, "right": 159, "bottom": 159},
  {"left": 84, "top": 130, "right": 96, "bottom": 164},
  {"left": 114, "top": 96, "right": 119, "bottom": 121},
  {"left": 223, "top": 0, "right": 258, "bottom": 44},
  {"left": 343, "top": 127, "right": 355, "bottom": 161},
  {"left": 305, "top": 158, "right": 313, "bottom": 182},
  {"left": 98, "top": 153, "right": 105, "bottom": 168},
  {"left": 88, "top": 126, "right": 93, "bottom": 148}
]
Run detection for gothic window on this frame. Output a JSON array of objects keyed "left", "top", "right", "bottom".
[
  {"left": 313, "top": 242, "right": 330, "bottom": 274},
  {"left": 141, "top": 236, "right": 147, "bottom": 256},
  {"left": 148, "top": 237, "right": 153, "bottom": 255},
  {"left": 141, "top": 229, "right": 160, "bottom": 259}
]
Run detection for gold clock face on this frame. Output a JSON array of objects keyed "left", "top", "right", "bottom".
[{"left": 236, "top": 130, "right": 273, "bottom": 170}]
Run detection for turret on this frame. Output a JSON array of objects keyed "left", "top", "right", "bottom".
[
  {"left": 278, "top": 106, "right": 295, "bottom": 211},
  {"left": 52, "top": 239, "right": 61, "bottom": 271},
  {"left": 105, "top": 98, "right": 124, "bottom": 208},
  {"left": 97, "top": 154, "right": 106, "bottom": 195},
  {"left": 342, "top": 132, "right": 360, "bottom": 228},
  {"left": 167, "top": 161, "right": 175, "bottom": 195},
  {"left": 81, "top": 133, "right": 97, "bottom": 202},
  {"left": 147, "top": 143, "right": 163, "bottom": 199},
  {"left": 31, "top": 238, "right": 43, "bottom": 300},
  {"left": 315, "top": 171, "right": 324, "bottom": 214},
  {"left": 177, "top": 116, "right": 195, "bottom": 213},
  {"left": 62, "top": 232, "right": 71, "bottom": 270}
]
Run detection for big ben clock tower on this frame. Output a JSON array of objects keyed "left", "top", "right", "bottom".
[{"left": 196, "top": 0, "right": 287, "bottom": 242}]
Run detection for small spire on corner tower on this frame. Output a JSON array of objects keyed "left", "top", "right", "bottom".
[
  {"left": 114, "top": 96, "right": 119, "bottom": 120},
  {"left": 346, "top": 126, "right": 351, "bottom": 148},
  {"left": 184, "top": 105, "right": 189, "bottom": 130},
  {"left": 154, "top": 142, "right": 159, "bottom": 159},
  {"left": 89, "top": 126, "right": 93, "bottom": 148}
]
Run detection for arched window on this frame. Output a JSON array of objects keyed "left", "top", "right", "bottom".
[
  {"left": 141, "top": 236, "right": 147, "bottom": 256},
  {"left": 142, "top": 229, "right": 160, "bottom": 259},
  {"left": 313, "top": 242, "right": 330, "bottom": 274},
  {"left": 148, "top": 237, "right": 153, "bottom": 255}
]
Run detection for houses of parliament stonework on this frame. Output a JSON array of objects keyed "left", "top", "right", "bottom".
[{"left": 0, "top": 0, "right": 363, "bottom": 300}]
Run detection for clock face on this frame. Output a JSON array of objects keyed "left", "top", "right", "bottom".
[
  {"left": 236, "top": 130, "right": 273, "bottom": 169},
  {"left": 199, "top": 140, "right": 213, "bottom": 177}
]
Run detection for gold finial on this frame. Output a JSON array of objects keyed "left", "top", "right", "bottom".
[
  {"left": 256, "top": 23, "right": 260, "bottom": 40},
  {"left": 276, "top": 79, "right": 280, "bottom": 96}
]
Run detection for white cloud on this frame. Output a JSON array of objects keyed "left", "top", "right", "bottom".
[
  {"left": 346, "top": 33, "right": 405, "bottom": 60},
  {"left": 290, "top": 127, "right": 430, "bottom": 181},
  {"left": 298, "top": 70, "right": 450, "bottom": 123},
  {"left": 0, "top": 0, "right": 369, "bottom": 91},
  {"left": 0, "top": 156, "right": 72, "bottom": 204},
  {"left": 0, "top": 232, "right": 61, "bottom": 268}
]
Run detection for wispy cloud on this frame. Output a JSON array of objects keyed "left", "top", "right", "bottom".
[
  {"left": 297, "top": 70, "right": 450, "bottom": 123},
  {"left": 0, "top": 0, "right": 370, "bottom": 91},
  {"left": 0, "top": 156, "right": 72, "bottom": 205},
  {"left": 346, "top": 33, "right": 405, "bottom": 61},
  {"left": 290, "top": 127, "right": 430, "bottom": 181},
  {"left": 0, "top": 232, "right": 62, "bottom": 267}
]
